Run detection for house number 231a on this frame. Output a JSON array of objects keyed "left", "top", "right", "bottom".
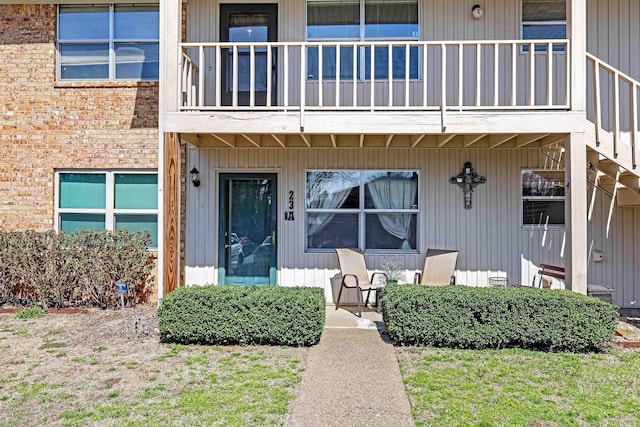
[{"left": 285, "top": 191, "right": 295, "bottom": 221}]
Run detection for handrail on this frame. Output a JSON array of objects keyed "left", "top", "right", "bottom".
[
  {"left": 178, "top": 39, "right": 571, "bottom": 130},
  {"left": 586, "top": 52, "right": 639, "bottom": 169}
]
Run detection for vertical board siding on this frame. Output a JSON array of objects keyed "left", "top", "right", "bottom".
[
  {"left": 184, "top": 0, "right": 570, "bottom": 109},
  {"left": 183, "top": 147, "right": 640, "bottom": 308}
]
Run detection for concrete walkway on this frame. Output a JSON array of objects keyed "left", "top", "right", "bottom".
[{"left": 286, "top": 307, "right": 415, "bottom": 427}]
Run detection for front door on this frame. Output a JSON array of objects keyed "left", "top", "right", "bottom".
[
  {"left": 220, "top": 4, "right": 278, "bottom": 106},
  {"left": 219, "top": 173, "right": 277, "bottom": 285}
]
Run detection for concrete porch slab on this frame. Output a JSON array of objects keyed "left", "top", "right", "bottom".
[{"left": 325, "top": 304, "right": 383, "bottom": 330}]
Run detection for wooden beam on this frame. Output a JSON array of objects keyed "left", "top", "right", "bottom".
[
  {"left": 463, "top": 134, "right": 486, "bottom": 147},
  {"left": 330, "top": 134, "right": 337, "bottom": 148},
  {"left": 410, "top": 134, "right": 425, "bottom": 148},
  {"left": 163, "top": 133, "right": 180, "bottom": 296},
  {"left": 180, "top": 133, "right": 200, "bottom": 146},
  {"left": 360, "top": 134, "right": 365, "bottom": 147},
  {"left": 385, "top": 134, "right": 395, "bottom": 147},
  {"left": 300, "top": 134, "right": 312, "bottom": 147},
  {"left": 437, "top": 134, "right": 456, "bottom": 147},
  {"left": 489, "top": 134, "right": 517, "bottom": 148},
  {"left": 270, "top": 134, "right": 286, "bottom": 148},
  {"left": 540, "top": 134, "right": 567, "bottom": 147},
  {"left": 617, "top": 188, "right": 640, "bottom": 206},
  {"left": 211, "top": 134, "right": 236, "bottom": 147},
  {"left": 241, "top": 134, "right": 261, "bottom": 147},
  {"left": 516, "top": 133, "right": 549, "bottom": 147}
]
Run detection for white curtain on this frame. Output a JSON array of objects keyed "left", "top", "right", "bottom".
[
  {"left": 366, "top": 177, "right": 417, "bottom": 249},
  {"left": 307, "top": 186, "right": 351, "bottom": 237}
]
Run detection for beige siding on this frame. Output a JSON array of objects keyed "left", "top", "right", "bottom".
[
  {"left": 183, "top": 0, "right": 566, "bottom": 108},
  {"left": 587, "top": 0, "right": 640, "bottom": 82},
  {"left": 184, "top": 147, "right": 640, "bottom": 308}
]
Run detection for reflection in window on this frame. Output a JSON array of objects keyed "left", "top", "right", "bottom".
[
  {"left": 521, "top": 0, "right": 566, "bottom": 52},
  {"left": 306, "top": 0, "right": 419, "bottom": 80},
  {"left": 58, "top": 4, "right": 159, "bottom": 81},
  {"left": 521, "top": 170, "right": 565, "bottom": 227},
  {"left": 57, "top": 172, "right": 158, "bottom": 247},
  {"left": 306, "top": 171, "right": 418, "bottom": 251}
]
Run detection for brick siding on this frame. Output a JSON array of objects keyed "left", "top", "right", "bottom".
[{"left": 0, "top": 4, "right": 159, "bottom": 231}]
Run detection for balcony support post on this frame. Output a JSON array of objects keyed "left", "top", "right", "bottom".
[
  {"left": 162, "top": 132, "right": 181, "bottom": 297},
  {"left": 159, "top": 0, "right": 182, "bottom": 300},
  {"left": 568, "top": 0, "right": 586, "bottom": 111},
  {"left": 564, "top": 133, "right": 588, "bottom": 294}
]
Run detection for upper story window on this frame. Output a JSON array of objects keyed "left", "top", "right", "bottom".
[
  {"left": 57, "top": 4, "right": 159, "bottom": 81},
  {"left": 306, "top": 0, "right": 419, "bottom": 80},
  {"left": 521, "top": 0, "right": 566, "bottom": 51},
  {"left": 56, "top": 171, "right": 159, "bottom": 248},
  {"left": 521, "top": 170, "right": 565, "bottom": 228},
  {"left": 306, "top": 170, "right": 419, "bottom": 252}
]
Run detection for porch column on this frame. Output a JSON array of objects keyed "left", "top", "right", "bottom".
[
  {"left": 568, "top": 0, "right": 586, "bottom": 111},
  {"left": 163, "top": 132, "right": 181, "bottom": 296},
  {"left": 565, "top": 133, "right": 588, "bottom": 294},
  {"left": 158, "top": 0, "right": 181, "bottom": 298}
]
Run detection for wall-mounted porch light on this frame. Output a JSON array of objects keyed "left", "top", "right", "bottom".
[
  {"left": 472, "top": 4, "right": 483, "bottom": 19},
  {"left": 190, "top": 167, "right": 201, "bottom": 187}
]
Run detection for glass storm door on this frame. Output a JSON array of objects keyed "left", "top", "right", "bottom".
[
  {"left": 220, "top": 4, "right": 278, "bottom": 106},
  {"left": 219, "top": 173, "right": 277, "bottom": 286}
]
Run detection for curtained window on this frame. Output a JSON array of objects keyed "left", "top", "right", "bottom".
[{"left": 306, "top": 170, "right": 418, "bottom": 251}]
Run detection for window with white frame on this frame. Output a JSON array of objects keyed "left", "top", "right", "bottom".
[
  {"left": 521, "top": 169, "right": 564, "bottom": 227},
  {"left": 57, "top": 4, "right": 159, "bottom": 81},
  {"left": 521, "top": 0, "right": 566, "bottom": 51},
  {"left": 306, "top": 170, "right": 418, "bottom": 251},
  {"left": 306, "top": 0, "right": 419, "bottom": 80},
  {"left": 56, "top": 172, "right": 158, "bottom": 248}
]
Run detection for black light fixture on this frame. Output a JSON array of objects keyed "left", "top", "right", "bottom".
[{"left": 190, "top": 167, "right": 200, "bottom": 187}]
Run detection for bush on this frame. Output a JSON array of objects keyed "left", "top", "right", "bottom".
[
  {"left": 0, "top": 230, "right": 153, "bottom": 309},
  {"left": 382, "top": 285, "right": 618, "bottom": 353},
  {"left": 158, "top": 286, "right": 325, "bottom": 346}
]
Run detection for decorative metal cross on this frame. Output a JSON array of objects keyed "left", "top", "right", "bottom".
[{"left": 450, "top": 161, "right": 486, "bottom": 209}]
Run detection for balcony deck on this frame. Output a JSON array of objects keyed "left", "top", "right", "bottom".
[{"left": 166, "top": 39, "right": 576, "bottom": 138}]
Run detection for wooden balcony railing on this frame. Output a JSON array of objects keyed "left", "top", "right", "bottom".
[
  {"left": 587, "top": 53, "right": 640, "bottom": 170},
  {"left": 178, "top": 40, "right": 570, "bottom": 115}
]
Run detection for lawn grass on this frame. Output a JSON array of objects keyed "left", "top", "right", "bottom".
[
  {"left": 397, "top": 347, "right": 640, "bottom": 426},
  {"left": 0, "top": 309, "right": 307, "bottom": 427}
]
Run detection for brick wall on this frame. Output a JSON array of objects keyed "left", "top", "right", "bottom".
[{"left": 0, "top": 4, "right": 159, "bottom": 231}]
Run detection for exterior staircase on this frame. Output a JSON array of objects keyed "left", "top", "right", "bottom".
[{"left": 584, "top": 53, "right": 640, "bottom": 207}]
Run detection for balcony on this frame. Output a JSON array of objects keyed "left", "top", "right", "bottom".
[{"left": 179, "top": 39, "right": 569, "bottom": 109}]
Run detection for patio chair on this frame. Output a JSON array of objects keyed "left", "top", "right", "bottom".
[
  {"left": 414, "top": 249, "right": 458, "bottom": 286},
  {"left": 335, "top": 248, "right": 387, "bottom": 317}
]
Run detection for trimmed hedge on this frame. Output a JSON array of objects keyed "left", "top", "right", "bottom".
[
  {"left": 158, "top": 286, "right": 325, "bottom": 346},
  {"left": 382, "top": 285, "right": 618, "bottom": 353}
]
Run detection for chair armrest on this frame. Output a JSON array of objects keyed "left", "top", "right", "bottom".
[
  {"left": 341, "top": 273, "right": 360, "bottom": 289},
  {"left": 414, "top": 272, "right": 421, "bottom": 284},
  {"left": 370, "top": 272, "right": 387, "bottom": 286}
]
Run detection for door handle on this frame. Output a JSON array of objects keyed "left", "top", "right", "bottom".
[
  {"left": 271, "top": 231, "right": 276, "bottom": 245},
  {"left": 225, "top": 244, "right": 231, "bottom": 249}
]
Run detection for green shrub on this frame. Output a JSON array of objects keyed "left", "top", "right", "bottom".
[
  {"left": 158, "top": 286, "right": 325, "bottom": 346},
  {"left": 0, "top": 230, "right": 153, "bottom": 309},
  {"left": 382, "top": 285, "right": 618, "bottom": 353},
  {"left": 16, "top": 307, "right": 47, "bottom": 320}
]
